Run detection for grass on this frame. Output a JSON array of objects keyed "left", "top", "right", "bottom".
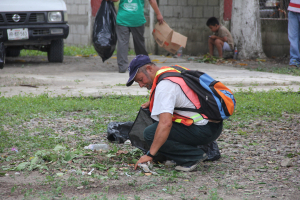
[
  {"left": 0, "top": 89, "right": 300, "bottom": 154},
  {"left": 20, "top": 45, "right": 100, "bottom": 57},
  {"left": 253, "top": 65, "right": 300, "bottom": 76},
  {"left": 20, "top": 45, "right": 137, "bottom": 57},
  {"left": 0, "top": 89, "right": 300, "bottom": 198}
]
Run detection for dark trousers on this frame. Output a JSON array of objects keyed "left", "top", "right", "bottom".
[
  {"left": 144, "top": 121, "right": 223, "bottom": 166},
  {"left": 116, "top": 24, "right": 148, "bottom": 72}
]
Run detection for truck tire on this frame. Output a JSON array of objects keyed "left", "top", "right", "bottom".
[
  {"left": 0, "top": 53, "right": 5, "bottom": 69},
  {"left": 48, "top": 39, "right": 64, "bottom": 62},
  {"left": 6, "top": 48, "right": 21, "bottom": 57},
  {"left": 0, "top": 43, "right": 5, "bottom": 69}
]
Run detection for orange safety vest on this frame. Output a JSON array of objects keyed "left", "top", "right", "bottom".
[{"left": 149, "top": 66, "right": 208, "bottom": 126}]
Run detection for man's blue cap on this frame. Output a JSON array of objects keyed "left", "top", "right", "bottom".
[{"left": 126, "top": 54, "right": 151, "bottom": 87}]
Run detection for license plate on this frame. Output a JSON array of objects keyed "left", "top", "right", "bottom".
[{"left": 7, "top": 28, "right": 29, "bottom": 40}]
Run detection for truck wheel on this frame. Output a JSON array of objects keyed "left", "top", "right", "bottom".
[
  {"left": 0, "top": 43, "right": 5, "bottom": 69},
  {"left": 47, "top": 39, "right": 64, "bottom": 62},
  {"left": 6, "top": 48, "right": 21, "bottom": 57},
  {"left": 0, "top": 53, "right": 5, "bottom": 69}
]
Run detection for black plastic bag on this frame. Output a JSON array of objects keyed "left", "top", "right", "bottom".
[
  {"left": 92, "top": 0, "right": 117, "bottom": 62},
  {"left": 107, "top": 121, "right": 134, "bottom": 143},
  {"left": 128, "top": 108, "right": 155, "bottom": 152},
  {"left": 198, "top": 141, "right": 221, "bottom": 161},
  {"left": 0, "top": 42, "right": 5, "bottom": 69}
]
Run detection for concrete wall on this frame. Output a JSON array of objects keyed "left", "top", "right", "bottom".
[
  {"left": 157, "top": 0, "right": 221, "bottom": 56},
  {"left": 261, "top": 19, "right": 289, "bottom": 57},
  {"left": 63, "top": 0, "right": 154, "bottom": 53},
  {"left": 63, "top": 0, "right": 92, "bottom": 46},
  {"left": 62, "top": 0, "right": 290, "bottom": 58}
]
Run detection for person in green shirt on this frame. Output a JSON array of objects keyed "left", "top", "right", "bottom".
[{"left": 110, "top": 0, "right": 163, "bottom": 73}]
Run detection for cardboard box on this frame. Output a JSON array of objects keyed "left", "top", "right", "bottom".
[{"left": 152, "top": 21, "right": 187, "bottom": 54}]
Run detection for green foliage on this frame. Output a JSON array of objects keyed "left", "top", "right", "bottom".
[
  {"left": 19, "top": 45, "right": 117, "bottom": 57},
  {"left": 206, "top": 188, "right": 223, "bottom": 200},
  {"left": 253, "top": 65, "right": 300, "bottom": 76},
  {"left": 229, "top": 89, "right": 300, "bottom": 124},
  {"left": 91, "top": 163, "right": 107, "bottom": 171},
  {"left": 195, "top": 54, "right": 219, "bottom": 64}
]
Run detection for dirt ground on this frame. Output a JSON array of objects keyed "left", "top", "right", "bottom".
[{"left": 0, "top": 55, "right": 300, "bottom": 200}]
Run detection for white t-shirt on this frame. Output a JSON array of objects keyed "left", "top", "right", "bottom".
[
  {"left": 151, "top": 80, "right": 209, "bottom": 126},
  {"left": 288, "top": 0, "right": 300, "bottom": 13}
]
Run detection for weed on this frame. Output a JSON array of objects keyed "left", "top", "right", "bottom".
[
  {"left": 128, "top": 180, "right": 137, "bottom": 187},
  {"left": 137, "top": 183, "right": 157, "bottom": 191},
  {"left": 233, "top": 181, "right": 245, "bottom": 189},
  {"left": 134, "top": 195, "right": 141, "bottom": 200},
  {"left": 206, "top": 188, "right": 223, "bottom": 200},
  {"left": 196, "top": 54, "right": 218, "bottom": 64},
  {"left": 251, "top": 65, "right": 300, "bottom": 76},
  {"left": 11, "top": 185, "right": 17, "bottom": 194},
  {"left": 115, "top": 83, "right": 126, "bottom": 86}
]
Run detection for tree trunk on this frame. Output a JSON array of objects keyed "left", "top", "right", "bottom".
[{"left": 231, "top": 0, "right": 266, "bottom": 59}]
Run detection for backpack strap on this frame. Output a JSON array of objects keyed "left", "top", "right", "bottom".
[{"left": 156, "top": 66, "right": 204, "bottom": 114}]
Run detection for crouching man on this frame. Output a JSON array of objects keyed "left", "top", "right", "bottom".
[{"left": 126, "top": 55, "right": 223, "bottom": 172}]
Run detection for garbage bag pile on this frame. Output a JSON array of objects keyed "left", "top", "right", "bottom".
[
  {"left": 92, "top": 0, "right": 117, "bottom": 62},
  {"left": 107, "top": 121, "right": 133, "bottom": 143}
]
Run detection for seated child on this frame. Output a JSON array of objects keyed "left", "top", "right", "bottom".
[{"left": 206, "top": 17, "right": 234, "bottom": 58}]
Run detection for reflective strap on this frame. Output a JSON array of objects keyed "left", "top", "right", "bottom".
[
  {"left": 174, "top": 65, "right": 189, "bottom": 70},
  {"left": 174, "top": 119, "right": 182, "bottom": 123},
  {"left": 156, "top": 68, "right": 181, "bottom": 76},
  {"left": 190, "top": 114, "right": 204, "bottom": 122}
]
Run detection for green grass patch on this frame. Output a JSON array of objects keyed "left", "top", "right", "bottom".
[
  {"left": 19, "top": 45, "right": 137, "bottom": 57},
  {"left": 0, "top": 89, "right": 299, "bottom": 156},
  {"left": 0, "top": 90, "right": 300, "bottom": 198},
  {"left": 252, "top": 65, "right": 300, "bottom": 76},
  {"left": 20, "top": 45, "right": 100, "bottom": 57},
  {"left": 230, "top": 88, "right": 300, "bottom": 122}
]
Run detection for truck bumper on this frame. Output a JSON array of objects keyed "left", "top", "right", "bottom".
[{"left": 0, "top": 24, "right": 69, "bottom": 46}]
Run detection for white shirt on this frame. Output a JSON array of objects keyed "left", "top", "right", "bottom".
[
  {"left": 288, "top": 0, "right": 300, "bottom": 13},
  {"left": 151, "top": 80, "right": 209, "bottom": 126}
]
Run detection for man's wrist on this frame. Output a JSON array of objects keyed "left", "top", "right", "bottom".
[{"left": 146, "top": 151, "right": 155, "bottom": 158}]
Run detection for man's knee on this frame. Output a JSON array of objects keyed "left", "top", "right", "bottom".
[{"left": 215, "top": 39, "right": 223, "bottom": 46}]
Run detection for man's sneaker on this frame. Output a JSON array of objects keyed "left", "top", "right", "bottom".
[
  {"left": 164, "top": 160, "right": 177, "bottom": 167},
  {"left": 175, "top": 154, "right": 207, "bottom": 172}
]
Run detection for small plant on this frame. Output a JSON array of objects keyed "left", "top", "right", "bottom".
[
  {"left": 206, "top": 188, "right": 223, "bottom": 200},
  {"left": 196, "top": 54, "right": 218, "bottom": 64},
  {"left": 128, "top": 180, "right": 137, "bottom": 187},
  {"left": 107, "top": 168, "right": 118, "bottom": 179},
  {"left": 134, "top": 195, "right": 141, "bottom": 200},
  {"left": 137, "top": 183, "right": 157, "bottom": 191}
]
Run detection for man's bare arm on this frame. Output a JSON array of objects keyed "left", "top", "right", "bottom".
[
  {"left": 148, "top": 112, "right": 172, "bottom": 155},
  {"left": 210, "top": 35, "right": 228, "bottom": 42},
  {"left": 149, "top": 0, "right": 163, "bottom": 24},
  {"left": 134, "top": 112, "right": 172, "bottom": 169}
]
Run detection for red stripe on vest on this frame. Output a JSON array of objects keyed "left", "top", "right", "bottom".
[{"left": 290, "top": 3, "right": 300, "bottom": 8}]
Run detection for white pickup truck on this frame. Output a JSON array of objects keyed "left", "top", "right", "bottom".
[{"left": 0, "top": 0, "right": 69, "bottom": 68}]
